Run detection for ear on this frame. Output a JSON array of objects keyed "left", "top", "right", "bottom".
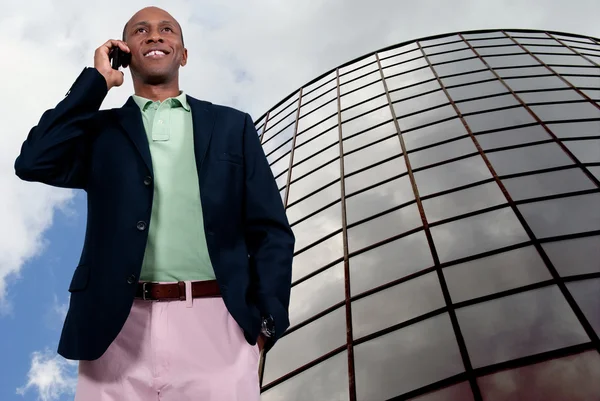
[{"left": 180, "top": 48, "right": 188, "bottom": 67}]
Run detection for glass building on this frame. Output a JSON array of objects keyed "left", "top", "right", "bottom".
[{"left": 254, "top": 29, "right": 600, "bottom": 401}]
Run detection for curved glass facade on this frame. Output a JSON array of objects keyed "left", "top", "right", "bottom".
[{"left": 255, "top": 29, "right": 600, "bottom": 401}]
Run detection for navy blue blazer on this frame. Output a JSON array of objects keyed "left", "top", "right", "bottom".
[{"left": 14, "top": 67, "right": 295, "bottom": 360}]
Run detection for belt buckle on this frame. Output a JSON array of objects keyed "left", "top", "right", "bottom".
[{"left": 142, "top": 282, "right": 150, "bottom": 300}]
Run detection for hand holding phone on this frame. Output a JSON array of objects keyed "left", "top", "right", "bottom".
[{"left": 94, "top": 39, "right": 130, "bottom": 90}]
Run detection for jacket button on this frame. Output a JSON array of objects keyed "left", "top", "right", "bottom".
[
  {"left": 127, "top": 274, "right": 136, "bottom": 284},
  {"left": 136, "top": 221, "right": 147, "bottom": 231},
  {"left": 144, "top": 176, "right": 152, "bottom": 186}
]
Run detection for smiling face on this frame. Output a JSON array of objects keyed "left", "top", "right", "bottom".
[{"left": 123, "top": 7, "right": 188, "bottom": 85}]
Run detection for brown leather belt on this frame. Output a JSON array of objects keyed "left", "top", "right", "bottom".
[{"left": 135, "top": 280, "right": 221, "bottom": 301}]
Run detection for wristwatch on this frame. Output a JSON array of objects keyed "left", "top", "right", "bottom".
[{"left": 261, "top": 315, "right": 275, "bottom": 338}]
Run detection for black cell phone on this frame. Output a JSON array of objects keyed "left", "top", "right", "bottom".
[{"left": 109, "top": 46, "right": 131, "bottom": 70}]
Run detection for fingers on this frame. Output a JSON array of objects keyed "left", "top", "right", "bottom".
[{"left": 100, "top": 39, "right": 130, "bottom": 54}]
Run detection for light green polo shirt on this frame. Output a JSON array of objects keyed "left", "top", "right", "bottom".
[{"left": 132, "top": 92, "right": 215, "bottom": 282}]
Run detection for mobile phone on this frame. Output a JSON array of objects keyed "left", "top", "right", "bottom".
[{"left": 109, "top": 46, "right": 131, "bottom": 70}]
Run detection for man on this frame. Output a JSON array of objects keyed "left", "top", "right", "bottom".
[{"left": 14, "top": 6, "right": 294, "bottom": 400}]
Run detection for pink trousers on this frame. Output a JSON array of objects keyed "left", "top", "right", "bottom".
[{"left": 75, "top": 282, "right": 260, "bottom": 401}]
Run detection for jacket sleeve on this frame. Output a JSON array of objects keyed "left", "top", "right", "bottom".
[
  {"left": 14, "top": 67, "right": 108, "bottom": 189},
  {"left": 242, "top": 112, "right": 295, "bottom": 350}
]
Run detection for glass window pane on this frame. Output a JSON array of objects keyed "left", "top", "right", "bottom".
[
  {"left": 504, "top": 75, "right": 569, "bottom": 91},
  {"left": 469, "top": 38, "right": 514, "bottom": 47},
  {"left": 275, "top": 170, "right": 288, "bottom": 190},
  {"left": 476, "top": 124, "right": 549, "bottom": 150},
  {"left": 339, "top": 61, "right": 378, "bottom": 85},
  {"left": 385, "top": 68, "right": 437, "bottom": 92},
  {"left": 350, "top": 231, "right": 433, "bottom": 295},
  {"left": 421, "top": 35, "right": 462, "bottom": 47},
  {"left": 262, "top": 308, "right": 347, "bottom": 385},
  {"left": 292, "top": 234, "right": 343, "bottom": 282},
  {"left": 288, "top": 160, "right": 340, "bottom": 204},
  {"left": 483, "top": 53, "right": 538, "bottom": 68},
  {"left": 341, "top": 95, "right": 388, "bottom": 122},
  {"left": 446, "top": 80, "right": 508, "bottom": 102},
  {"left": 267, "top": 140, "right": 292, "bottom": 165},
  {"left": 293, "top": 128, "right": 338, "bottom": 165},
  {"left": 382, "top": 57, "right": 428, "bottom": 77},
  {"left": 478, "top": 350, "right": 600, "bottom": 401},
  {"left": 517, "top": 89, "right": 583, "bottom": 103},
  {"left": 567, "top": 278, "right": 600, "bottom": 335},
  {"left": 378, "top": 43, "right": 418, "bottom": 60},
  {"left": 457, "top": 285, "right": 588, "bottom": 368},
  {"left": 589, "top": 166, "right": 600, "bottom": 180},
  {"left": 260, "top": 351, "right": 349, "bottom": 401},
  {"left": 542, "top": 235, "right": 600, "bottom": 276},
  {"left": 292, "top": 145, "right": 339, "bottom": 181},
  {"left": 518, "top": 193, "right": 600, "bottom": 238},
  {"left": 341, "top": 106, "right": 392, "bottom": 138},
  {"left": 525, "top": 44, "right": 574, "bottom": 54},
  {"left": 445, "top": 246, "right": 551, "bottom": 303},
  {"left": 475, "top": 45, "right": 525, "bottom": 56},
  {"left": 551, "top": 65, "right": 600, "bottom": 76},
  {"left": 339, "top": 55, "right": 377, "bottom": 74},
  {"left": 296, "top": 115, "right": 337, "bottom": 146},
  {"left": 263, "top": 122, "right": 295, "bottom": 156},
  {"left": 289, "top": 263, "right": 345, "bottom": 327},
  {"left": 547, "top": 120, "right": 600, "bottom": 138},
  {"left": 403, "top": 118, "right": 466, "bottom": 150},
  {"left": 300, "top": 72, "right": 337, "bottom": 105},
  {"left": 464, "top": 106, "right": 536, "bottom": 133},
  {"left": 423, "top": 40, "right": 468, "bottom": 54},
  {"left": 414, "top": 155, "right": 492, "bottom": 197},
  {"left": 344, "top": 137, "right": 402, "bottom": 175},
  {"left": 423, "top": 182, "right": 506, "bottom": 223},
  {"left": 339, "top": 70, "right": 381, "bottom": 95},
  {"left": 537, "top": 53, "right": 593, "bottom": 66},
  {"left": 393, "top": 90, "right": 449, "bottom": 117},
  {"left": 345, "top": 157, "right": 407, "bottom": 195},
  {"left": 389, "top": 79, "right": 441, "bottom": 103},
  {"left": 512, "top": 36, "right": 556, "bottom": 44},
  {"left": 343, "top": 122, "right": 396, "bottom": 153},
  {"left": 503, "top": 167, "right": 596, "bottom": 201},
  {"left": 292, "top": 202, "right": 341, "bottom": 251},
  {"left": 428, "top": 49, "right": 475, "bottom": 64},
  {"left": 286, "top": 183, "right": 340, "bottom": 225},
  {"left": 433, "top": 58, "right": 488, "bottom": 77},
  {"left": 270, "top": 153, "right": 291, "bottom": 178},
  {"left": 264, "top": 110, "right": 297, "bottom": 144},
  {"left": 432, "top": 207, "right": 529, "bottom": 263},
  {"left": 456, "top": 94, "right": 520, "bottom": 114},
  {"left": 487, "top": 143, "right": 574, "bottom": 176},
  {"left": 440, "top": 70, "right": 496, "bottom": 87},
  {"left": 563, "top": 75, "right": 600, "bottom": 88},
  {"left": 346, "top": 175, "right": 414, "bottom": 225},
  {"left": 300, "top": 87, "right": 337, "bottom": 118},
  {"left": 340, "top": 80, "right": 386, "bottom": 110},
  {"left": 530, "top": 102, "right": 600, "bottom": 121},
  {"left": 397, "top": 105, "right": 457, "bottom": 131},
  {"left": 409, "top": 382, "right": 474, "bottom": 401},
  {"left": 297, "top": 98, "right": 337, "bottom": 134},
  {"left": 494, "top": 65, "right": 549, "bottom": 78},
  {"left": 564, "top": 139, "right": 600, "bottom": 163},
  {"left": 463, "top": 32, "right": 505, "bottom": 40},
  {"left": 409, "top": 137, "right": 478, "bottom": 169},
  {"left": 354, "top": 314, "right": 464, "bottom": 400},
  {"left": 352, "top": 272, "right": 445, "bottom": 338},
  {"left": 347, "top": 204, "right": 422, "bottom": 252}
]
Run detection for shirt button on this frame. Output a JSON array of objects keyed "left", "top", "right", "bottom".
[
  {"left": 158, "top": 120, "right": 163, "bottom": 124},
  {"left": 127, "top": 274, "right": 137, "bottom": 284},
  {"left": 136, "top": 221, "right": 147, "bottom": 231},
  {"left": 144, "top": 176, "right": 152, "bottom": 186}
]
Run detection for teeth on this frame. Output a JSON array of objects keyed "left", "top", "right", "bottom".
[{"left": 146, "top": 50, "right": 166, "bottom": 57}]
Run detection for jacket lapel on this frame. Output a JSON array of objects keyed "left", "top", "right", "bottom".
[
  {"left": 115, "top": 97, "right": 153, "bottom": 175},
  {"left": 187, "top": 96, "right": 215, "bottom": 178}
]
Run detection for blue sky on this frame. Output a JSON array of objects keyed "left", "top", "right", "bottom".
[{"left": 2, "top": 0, "right": 600, "bottom": 400}]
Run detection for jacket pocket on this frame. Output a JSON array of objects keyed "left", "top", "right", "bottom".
[
  {"left": 218, "top": 152, "right": 243, "bottom": 165},
  {"left": 68, "top": 264, "right": 91, "bottom": 292}
]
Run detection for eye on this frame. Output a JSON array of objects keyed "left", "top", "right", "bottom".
[
  {"left": 136, "top": 27, "right": 147, "bottom": 33},
  {"left": 163, "top": 27, "right": 173, "bottom": 32}
]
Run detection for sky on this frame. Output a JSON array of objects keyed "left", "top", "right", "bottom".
[{"left": 1, "top": 0, "right": 600, "bottom": 400}]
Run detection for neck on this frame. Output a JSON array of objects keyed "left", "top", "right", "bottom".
[{"left": 132, "top": 78, "right": 181, "bottom": 102}]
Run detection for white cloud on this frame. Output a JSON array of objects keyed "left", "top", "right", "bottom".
[
  {"left": 2, "top": 0, "right": 600, "bottom": 321},
  {"left": 16, "top": 349, "right": 78, "bottom": 401}
]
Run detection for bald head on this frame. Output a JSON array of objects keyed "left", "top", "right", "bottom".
[{"left": 122, "top": 7, "right": 184, "bottom": 47}]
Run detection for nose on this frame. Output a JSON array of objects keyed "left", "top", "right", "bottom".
[{"left": 146, "top": 33, "right": 164, "bottom": 43}]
